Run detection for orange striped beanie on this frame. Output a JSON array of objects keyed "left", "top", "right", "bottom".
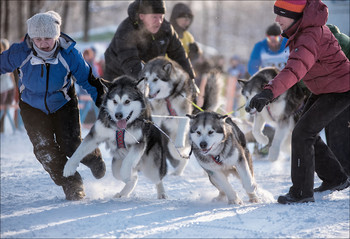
[{"left": 274, "top": 0, "right": 306, "bottom": 20}]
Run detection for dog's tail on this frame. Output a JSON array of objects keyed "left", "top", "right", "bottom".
[{"left": 193, "top": 70, "right": 222, "bottom": 114}]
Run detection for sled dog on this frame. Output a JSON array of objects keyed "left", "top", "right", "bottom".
[
  {"left": 64, "top": 76, "right": 167, "bottom": 199},
  {"left": 187, "top": 111, "right": 259, "bottom": 205},
  {"left": 139, "top": 56, "right": 221, "bottom": 175},
  {"left": 238, "top": 67, "right": 306, "bottom": 161}
]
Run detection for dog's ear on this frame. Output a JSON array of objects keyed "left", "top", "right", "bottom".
[
  {"left": 218, "top": 114, "right": 228, "bottom": 120},
  {"left": 186, "top": 114, "right": 196, "bottom": 119},
  {"left": 163, "top": 62, "right": 172, "bottom": 75},
  {"left": 237, "top": 79, "right": 247, "bottom": 88}
]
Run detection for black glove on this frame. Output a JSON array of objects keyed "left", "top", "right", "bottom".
[
  {"left": 88, "top": 71, "right": 107, "bottom": 108},
  {"left": 249, "top": 89, "right": 274, "bottom": 112}
]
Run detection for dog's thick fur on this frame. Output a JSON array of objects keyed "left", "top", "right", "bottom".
[
  {"left": 187, "top": 111, "right": 258, "bottom": 205},
  {"left": 64, "top": 76, "right": 167, "bottom": 199},
  {"left": 139, "top": 56, "right": 221, "bottom": 175},
  {"left": 238, "top": 67, "right": 306, "bottom": 161}
]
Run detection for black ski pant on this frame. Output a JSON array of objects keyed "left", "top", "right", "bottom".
[
  {"left": 325, "top": 105, "right": 350, "bottom": 177},
  {"left": 290, "top": 91, "right": 350, "bottom": 198},
  {"left": 19, "top": 94, "right": 102, "bottom": 186}
]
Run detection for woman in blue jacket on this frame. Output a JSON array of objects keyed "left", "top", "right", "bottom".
[{"left": 0, "top": 11, "right": 106, "bottom": 200}]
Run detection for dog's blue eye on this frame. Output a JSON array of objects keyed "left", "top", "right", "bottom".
[{"left": 124, "top": 100, "right": 130, "bottom": 104}]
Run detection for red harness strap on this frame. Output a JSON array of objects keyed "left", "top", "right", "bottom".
[
  {"left": 211, "top": 155, "right": 222, "bottom": 165},
  {"left": 116, "top": 130, "right": 126, "bottom": 148},
  {"left": 166, "top": 98, "right": 177, "bottom": 116}
]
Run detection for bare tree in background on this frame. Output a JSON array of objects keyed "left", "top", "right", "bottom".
[
  {"left": 61, "top": 0, "right": 70, "bottom": 33},
  {"left": 215, "top": 1, "right": 223, "bottom": 49},
  {"left": 201, "top": 1, "right": 209, "bottom": 46},
  {"left": 1, "top": 0, "right": 10, "bottom": 38},
  {"left": 16, "top": 1, "right": 24, "bottom": 40},
  {"left": 83, "top": 0, "right": 91, "bottom": 42}
]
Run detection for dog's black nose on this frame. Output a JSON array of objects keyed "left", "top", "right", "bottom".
[
  {"left": 200, "top": 141, "right": 207, "bottom": 149},
  {"left": 115, "top": 112, "right": 123, "bottom": 120},
  {"left": 245, "top": 105, "right": 252, "bottom": 113}
]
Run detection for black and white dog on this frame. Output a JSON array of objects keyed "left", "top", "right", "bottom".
[
  {"left": 139, "top": 56, "right": 221, "bottom": 175},
  {"left": 187, "top": 111, "right": 259, "bottom": 205},
  {"left": 64, "top": 76, "right": 168, "bottom": 199},
  {"left": 238, "top": 67, "right": 307, "bottom": 161}
]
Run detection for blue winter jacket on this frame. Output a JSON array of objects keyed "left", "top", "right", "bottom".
[{"left": 0, "top": 33, "right": 98, "bottom": 114}]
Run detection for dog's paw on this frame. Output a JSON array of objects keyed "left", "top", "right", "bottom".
[
  {"left": 157, "top": 193, "right": 168, "bottom": 199},
  {"left": 114, "top": 192, "right": 123, "bottom": 198},
  {"left": 212, "top": 193, "right": 226, "bottom": 202},
  {"left": 248, "top": 194, "right": 260, "bottom": 203},
  {"left": 228, "top": 197, "right": 243, "bottom": 205},
  {"left": 63, "top": 161, "right": 79, "bottom": 177}
]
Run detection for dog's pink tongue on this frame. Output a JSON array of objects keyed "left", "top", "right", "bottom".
[{"left": 117, "top": 119, "right": 127, "bottom": 129}]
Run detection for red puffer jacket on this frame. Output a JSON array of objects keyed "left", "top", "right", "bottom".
[{"left": 265, "top": 0, "right": 350, "bottom": 98}]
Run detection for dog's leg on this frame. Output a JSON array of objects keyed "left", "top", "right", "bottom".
[
  {"left": 171, "top": 156, "right": 189, "bottom": 176},
  {"left": 208, "top": 171, "right": 242, "bottom": 205},
  {"left": 267, "top": 123, "right": 290, "bottom": 162},
  {"left": 156, "top": 182, "right": 167, "bottom": 199},
  {"left": 63, "top": 133, "right": 101, "bottom": 177},
  {"left": 235, "top": 158, "right": 259, "bottom": 203},
  {"left": 115, "top": 145, "right": 145, "bottom": 198},
  {"left": 252, "top": 114, "right": 269, "bottom": 146}
]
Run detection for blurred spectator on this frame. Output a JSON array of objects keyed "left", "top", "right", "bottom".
[
  {"left": 248, "top": 23, "right": 289, "bottom": 76},
  {"left": 170, "top": 2, "right": 197, "bottom": 58},
  {"left": 0, "top": 38, "right": 16, "bottom": 132},
  {"left": 83, "top": 47, "right": 100, "bottom": 77},
  {"left": 227, "top": 55, "right": 246, "bottom": 79}
]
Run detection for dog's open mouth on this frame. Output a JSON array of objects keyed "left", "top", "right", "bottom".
[
  {"left": 116, "top": 111, "right": 133, "bottom": 129},
  {"left": 149, "top": 90, "right": 160, "bottom": 99},
  {"left": 201, "top": 144, "right": 214, "bottom": 155}
]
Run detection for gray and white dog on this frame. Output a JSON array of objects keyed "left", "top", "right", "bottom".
[
  {"left": 139, "top": 56, "right": 221, "bottom": 175},
  {"left": 187, "top": 111, "right": 259, "bottom": 205},
  {"left": 64, "top": 76, "right": 168, "bottom": 199},
  {"left": 238, "top": 67, "right": 306, "bottom": 161}
]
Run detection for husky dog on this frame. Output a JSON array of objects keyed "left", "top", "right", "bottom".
[
  {"left": 64, "top": 76, "right": 167, "bottom": 199},
  {"left": 238, "top": 67, "right": 306, "bottom": 161},
  {"left": 139, "top": 56, "right": 221, "bottom": 175},
  {"left": 187, "top": 111, "right": 259, "bottom": 205}
]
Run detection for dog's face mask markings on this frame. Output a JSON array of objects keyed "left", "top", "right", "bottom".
[
  {"left": 143, "top": 71, "right": 171, "bottom": 100},
  {"left": 106, "top": 93, "right": 141, "bottom": 130},
  {"left": 190, "top": 122, "right": 224, "bottom": 155}
]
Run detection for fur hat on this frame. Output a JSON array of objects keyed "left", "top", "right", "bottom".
[
  {"left": 138, "top": 0, "right": 166, "bottom": 14},
  {"left": 27, "top": 11, "right": 62, "bottom": 39},
  {"left": 274, "top": 0, "right": 306, "bottom": 20}
]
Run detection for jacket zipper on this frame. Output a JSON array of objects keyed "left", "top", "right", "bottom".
[{"left": 44, "top": 63, "right": 51, "bottom": 114}]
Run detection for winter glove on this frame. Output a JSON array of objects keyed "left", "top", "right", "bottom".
[
  {"left": 88, "top": 71, "right": 107, "bottom": 108},
  {"left": 248, "top": 89, "right": 274, "bottom": 112}
]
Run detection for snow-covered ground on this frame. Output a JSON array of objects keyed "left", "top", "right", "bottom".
[{"left": 1, "top": 126, "right": 349, "bottom": 238}]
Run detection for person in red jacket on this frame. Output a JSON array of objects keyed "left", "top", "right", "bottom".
[{"left": 249, "top": 0, "right": 350, "bottom": 204}]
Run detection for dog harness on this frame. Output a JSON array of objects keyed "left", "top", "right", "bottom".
[
  {"left": 116, "top": 130, "right": 126, "bottom": 148},
  {"left": 211, "top": 155, "right": 222, "bottom": 165},
  {"left": 166, "top": 98, "right": 177, "bottom": 116}
]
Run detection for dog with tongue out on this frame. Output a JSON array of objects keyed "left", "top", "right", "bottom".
[{"left": 64, "top": 75, "right": 168, "bottom": 199}]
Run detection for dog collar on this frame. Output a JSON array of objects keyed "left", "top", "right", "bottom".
[
  {"left": 166, "top": 98, "right": 177, "bottom": 116},
  {"left": 116, "top": 130, "right": 126, "bottom": 148},
  {"left": 211, "top": 155, "right": 222, "bottom": 165}
]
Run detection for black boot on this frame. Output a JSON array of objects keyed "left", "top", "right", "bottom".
[
  {"left": 278, "top": 191, "right": 315, "bottom": 204},
  {"left": 314, "top": 178, "right": 350, "bottom": 192},
  {"left": 81, "top": 149, "right": 106, "bottom": 179},
  {"left": 62, "top": 172, "right": 85, "bottom": 201}
]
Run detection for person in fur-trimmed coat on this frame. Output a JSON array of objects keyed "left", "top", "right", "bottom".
[
  {"left": 0, "top": 11, "right": 106, "bottom": 201},
  {"left": 248, "top": 0, "right": 350, "bottom": 204}
]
